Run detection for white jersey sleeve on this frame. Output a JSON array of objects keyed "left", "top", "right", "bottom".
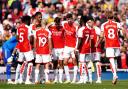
[
  {"left": 117, "top": 22, "right": 122, "bottom": 30},
  {"left": 101, "top": 23, "right": 104, "bottom": 32},
  {"left": 28, "top": 26, "right": 33, "bottom": 37},
  {"left": 61, "top": 21, "right": 67, "bottom": 27},
  {"left": 78, "top": 26, "right": 85, "bottom": 38},
  {"left": 94, "top": 26, "right": 101, "bottom": 36},
  {"left": 46, "top": 29, "right": 51, "bottom": 38}
]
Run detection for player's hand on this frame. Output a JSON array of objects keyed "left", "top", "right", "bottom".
[
  {"left": 49, "top": 62, "right": 53, "bottom": 69},
  {"left": 7, "top": 56, "right": 13, "bottom": 63},
  {"left": 0, "top": 59, "right": 4, "bottom": 64},
  {"left": 95, "top": 43, "right": 98, "bottom": 48},
  {"left": 74, "top": 48, "right": 79, "bottom": 54}
]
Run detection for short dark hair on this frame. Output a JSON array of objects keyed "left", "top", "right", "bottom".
[
  {"left": 66, "top": 13, "right": 72, "bottom": 19},
  {"left": 34, "top": 12, "right": 42, "bottom": 17},
  {"left": 54, "top": 17, "right": 61, "bottom": 25},
  {"left": 105, "top": 10, "right": 113, "bottom": 19},
  {"left": 21, "top": 16, "right": 31, "bottom": 25}
]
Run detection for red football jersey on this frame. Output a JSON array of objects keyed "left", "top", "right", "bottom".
[
  {"left": 78, "top": 26, "right": 91, "bottom": 54},
  {"left": 62, "top": 21, "right": 77, "bottom": 48},
  {"left": 49, "top": 24, "right": 64, "bottom": 48},
  {"left": 91, "top": 26, "right": 101, "bottom": 53},
  {"left": 17, "top": 24, "right": 32, "bottom": 52},
  {"left": 34, "top": 28, "right": 51, "bottom": 54},
  {"left": 101, "top": 20, "right": 121, "bottom": 48}
]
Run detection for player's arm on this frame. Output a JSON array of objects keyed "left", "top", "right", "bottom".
[
  {"left": 48, "top": 30, "right": 53, "bottom": 54},
  {"left": 76, "top": 27, "right": 83, "bottom": 50},
  {"left": 48, "top": 38, "right": 53, "bottom": 54},
  {"left": 77, "top": 38, "right": 82, "bottom": 50},
  {"left": 7, "top": 45, "right": 19, "bottom": 63},
  {"left": 95, "top": 31, "right": 104, "bottom": 48}
]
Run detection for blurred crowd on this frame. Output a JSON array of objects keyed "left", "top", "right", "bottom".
[{"left": 0, "top": 0, "right": 128, "bottom": 68}]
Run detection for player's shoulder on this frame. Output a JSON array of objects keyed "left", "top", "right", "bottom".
[
  {"left": 61, "top": 21, "right": 68, "bottom": 25},
  {"left": 78, "top": 26, "right": 85, "bottom": 31},
  {"left": 101, "top": 20, "right": 109, "bottom": 26},
  {"left": 94, "top": 26, "right": 100, "bottom": 31}
]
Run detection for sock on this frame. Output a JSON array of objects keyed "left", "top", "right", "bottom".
[
  {"left": 6, "top": 64, "right": 11, "bottom": 80},
  {"left": 26, "top": 63, "right": 33, "bottom": 81},
  {"left": 19, "top": 62, "right": 26, "bottom": 81},
  {"left": 109, "top": 58, "right": 117, "bottom": 78},
  {"left": 44, "top": 69, "right": 49, "bottom": 82},
  {"left": 64, "top": 66, "right": 70, "bottom": 81},
  {"left": 59, "top": 69, "right": 63, "bottom": 82},
  {"left": 95, "top": 62, "right": 101, "bottom": 81},
  {"left": 83, "top": 63, "right": 88, "bottom": 82},
  {"left": 87, "top": 62, "right": 92, "bottom": 82},
  {"left": 72, "top": 66, "right": 78, "bottom": 81},
  {"left": 35, "top": 69, "right": 39, "bottom": 82},
  {"left": 15, "top": 64, "right": 21, "bottom": 81},
  {"left": 54, "top": 69, "right": 58, "bottom": 81},
  {"left": 79, "top": 63, "right": 84, "bottom": 81}
]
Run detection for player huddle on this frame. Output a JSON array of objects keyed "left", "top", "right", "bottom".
[{"left": 6, "top": 11, "right": 126, "bottom": 85}]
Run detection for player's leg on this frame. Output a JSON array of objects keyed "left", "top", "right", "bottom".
[
  {"left": 24, "top": 51, "right": 34, "bottom": 84},
  {"left": 94, "top": 53, "right": 102, "bottom": 83},
  {"left": 86, "top": 54, "right": 93, "bottom": 84},
  {"left": 71, "top": 50, "right": 78, "bottom": 83},
  {"left": 18, "top": 52, "right": 27, "bottom": 84},
  {"left": 63, "top": 47, "right": 71, "bottom": 83},
  {"left": 52, "top": 49, "right": 59, "bottom": 83},
  {"left": 53, "top": 60, "right": 58, "bottom": 83},
  {"left": 58, "top": 49, "right": 64, "bottom": 83},
  {"left": 14, "top": 61, "right": 23, "bottom": 84},
  {"left": 106, "top": 48, "right": 118, "bottom": 84},
  {"left": 43, "top": 55, "right": 51, "bottom": 84},
  {"left": 77, "top": 54, "right": 86, "bottom": 84},
  {"left": 2, "top": 47, "right": 13, "bottom": 84},
  {"left": 35, "top": 54, "right": 42, "bottom": 84}
]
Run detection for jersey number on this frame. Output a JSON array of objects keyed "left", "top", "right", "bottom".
[
  {"left": 39, "top": 37, "right": 47, "bottom": 47},
  {"left": 108, "top": 29, "right": 115, "bottom": 39},
  {"left": 85, "top": 34, "right": 89, "bottom": 44},
  {"left": 19, "top": 33, "right": 24, "bottom": 42}
]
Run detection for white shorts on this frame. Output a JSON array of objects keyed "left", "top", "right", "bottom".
[
  {"left": 35, "top": 54, "right": 51, "bottom": 63},
  {"left": 63, "top": 46, "right": 75, "bottom": 59},
  {"left": 52, "top": 48, "right": 64, "bottom": 60},
  {"left": 106, "top": 48, "right": 120, "bottom": 57},
  {"left": 79, "top": 53, "right": 92, "bottom": 62},
  {"left": 92, "top": 52, "right": 101, "bottom": 61},
  {"left": 18, "top": 51, "right": 34, "bottom": 62}
]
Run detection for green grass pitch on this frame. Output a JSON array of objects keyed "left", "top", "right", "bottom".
[{"left": 0, "top": 80, "right": 128, "bottom": 89}]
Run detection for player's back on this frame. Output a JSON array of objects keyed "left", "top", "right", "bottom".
[
  {"left": 17, "top": 24, "right": 32, "bottom": 52},
  {"left": 2, "top": 36, "right": 17, "bottom": 51},
  {"left": 35, "top": 28, "right": 50, "bottom": 54},
  {"left": 101, "top": 20, "right": 120, "bottom": 48}
]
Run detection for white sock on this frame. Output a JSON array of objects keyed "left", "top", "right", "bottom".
[
  {"left": 44, "top": 69, "right": 49, "bottom": 82},
  {"left": 109, "top": 58, "right": 117, "bottom": 78},
  {"left": 64, "top": 66, "right": 70, "bottom": 81},
  {"left": 54, "top": 69, "right": 58, "bottom": 81},
  {"left": 79, "top": 63, "right": 84, "bottom": 81},
  {"left": 59, "top": 69, "right": 63, "bottom": 82},
  {"left": 26, "top": 63, "right": 33, "bottom": 81},
  {"left": 15, "top": 64, "right": 21, "bottom": 81},
  {"left": 95, "top": 62, "right": 101, "bottom": 81},
  {"left": 83, "top": 63, "right": 88, "bottom": 82},
  {"left": 19, "top": 62, "right": 26, "bottom": 81},
  {"left": 88, "top": 62, "right": 92, "bottom": 82},
  {"left": 35, "top": 69, "right": 39, "bottom": 82},
  {"left": 72, "top": 66, "right": 78, "bottom": 81}
]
